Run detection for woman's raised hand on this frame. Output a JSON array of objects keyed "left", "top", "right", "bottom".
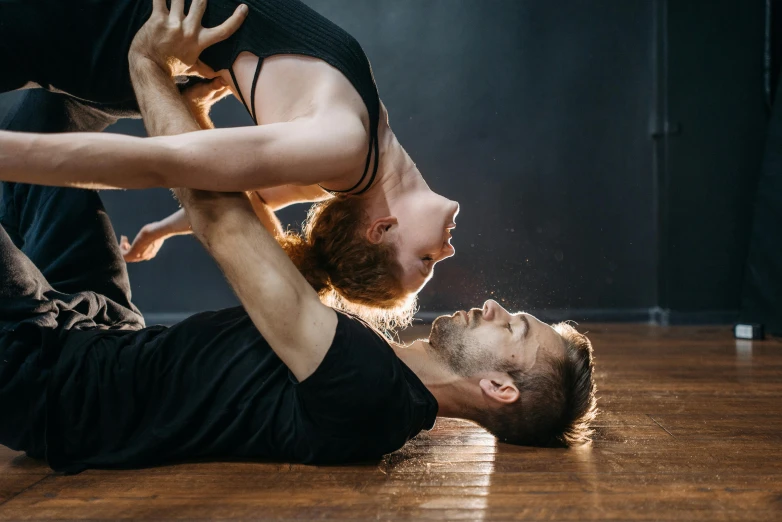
[
  {"left": 119, "top": 209, "right": 194, "bottom": 263},
  {"left": 129, "top": 0, "right": 249, "bottom": 77},
  {"left": 120, "top": 223, "right": 170, "bottom": 263}
]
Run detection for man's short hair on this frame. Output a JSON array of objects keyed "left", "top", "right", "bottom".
[{"left": 477, "top": 322, "right": 597, "bottom": 446}]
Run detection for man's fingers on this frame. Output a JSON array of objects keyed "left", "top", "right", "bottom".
[
  {"left": 188, "top": 0, "right": 208, "bottom": 25},
  {"left": 170, "top": 0, "right": 186, "bottom": 21},
  {"left": 151, "top": 0, "right": 168, "bottom": 17},
  {"left": 200, "top": 4, "right": 248, "bottom": 48}
]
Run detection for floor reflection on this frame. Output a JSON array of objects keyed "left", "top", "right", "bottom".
[
  {"left": 735, "top": 339, "right": 754, "bottom": 382},
  {"left": 379, "top": 418, "right": 496, "bottom": 520}
]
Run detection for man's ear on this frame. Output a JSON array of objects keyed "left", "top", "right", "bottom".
[
  {"left": 366, "top": 216, "right": 398, "bottom": 244},
  {"left": 479, "top": 375, "right": 520, "bottom": 405}
]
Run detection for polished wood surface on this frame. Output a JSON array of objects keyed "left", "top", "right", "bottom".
[{"left": 1, "top": 324, "right": 781, "bottom": 520}]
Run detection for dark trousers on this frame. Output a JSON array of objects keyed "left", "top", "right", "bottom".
[{"left": 0, "top": 90, "right": 144, "bottom": 458}]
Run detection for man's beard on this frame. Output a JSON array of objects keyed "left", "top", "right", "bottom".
[{"left": 429, "top": 313, "right": 500, "bottom": 377}]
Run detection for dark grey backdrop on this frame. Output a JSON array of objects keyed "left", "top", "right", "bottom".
[{"left": 1, "top": 0, "right": 767, "bottom": 325}]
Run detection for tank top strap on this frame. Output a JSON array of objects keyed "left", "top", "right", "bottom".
[
  {"left": 352, "top": 129, "right": 380, "bottom": 196},
  {"left": 319, "top": 117, "right": 380, "bottom": 195},
  {"left": 249, "top": 59, "right": 263, "bottom": 124},
  {"left": 229, "top": 58, "right": 264, "bottom": 125},
  {"left": 228, "top": 66, "right": 249, "bottom": 115}
]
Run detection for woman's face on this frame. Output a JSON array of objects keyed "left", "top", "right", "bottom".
[{"left": 390, "top": 192, "right": 460, "bottom": 294}]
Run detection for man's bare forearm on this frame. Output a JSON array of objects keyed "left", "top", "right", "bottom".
[
  {"left": 133, "top": 34, "right": 335, "bottom": 381},
  {"left": 172, "top": 187, "right": 335, "bottom": 381},
  {"left": 130, "top": 54, "right": 202, "bottom": 137},
  {"left": 130, "top": 53, "right": 209, "bottom": 244}
]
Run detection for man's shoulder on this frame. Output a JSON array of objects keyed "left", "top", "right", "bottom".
[
  {"left": 302, "top": 310, "right": 396, "bottom": 382},
  {"left": 290, "top": 312, "right": 438, "bottom": 464},
  {"left": 298, "top": 310, "right": 436, "bottom": 416}
]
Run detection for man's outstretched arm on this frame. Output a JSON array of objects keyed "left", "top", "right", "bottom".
[
  {"left": 176, "top": 188, "right": 338, "bottom": 381},
  {"left": 127, "top": 37, "right": 338, "bottom": 380}
]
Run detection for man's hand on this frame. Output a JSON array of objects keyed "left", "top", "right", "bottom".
[{"left": 129, "top": 0, "right": 248, "bottom": 77}]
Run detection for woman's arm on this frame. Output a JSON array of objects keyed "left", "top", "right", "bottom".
[
  {"left": 0, "top": 48, "right": 366, "bottom": 192},
  {"left": 247, "top": 191, "right": 283, "bottom": 237},
  {"left": 0, "top": 0, "right": 369, "bottom": 192},
  {"left": 120, "top": 189, "right": 289, "bottom": 262},
  {"left": 119, "top": 71, "right": 294, "bottom": 261},
  {"left": 120, "top": 208, "right": 192, "bottom": 262},
  {"left": 120, "top": 183, "right": 301, "bottom": 263},
  {"left": 0, "top": 107, "right": 367, "bottom": 192},
  {"left": 255, "top": 184, "right": 331, "bottom": 210}
]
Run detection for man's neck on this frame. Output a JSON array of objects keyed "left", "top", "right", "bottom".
[{"left": 390, "top": 339, "right": 480, "bottom": 419}]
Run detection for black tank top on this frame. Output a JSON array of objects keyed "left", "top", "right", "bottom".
[{"left": 193, "top": 0, "right": 381, "bottom": 195}]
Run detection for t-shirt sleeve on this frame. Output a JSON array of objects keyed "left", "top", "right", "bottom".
[
  {"left": 292, "top": 314, "right": 428, "bottom": 462},
  {"left": 294, "top": 314, "right": 404, "bottom": 426}
]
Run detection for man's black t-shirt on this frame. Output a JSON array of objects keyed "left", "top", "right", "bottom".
[{"left": 42, "top": 307, "right": 437, "bottom": 473}]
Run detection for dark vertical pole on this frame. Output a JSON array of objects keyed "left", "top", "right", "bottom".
[
  {"left": 651, "top": 0, "right": 670, "bottom": 325},
  {"left": 765, "top": 0, "right": 773, "bottom": 110}
]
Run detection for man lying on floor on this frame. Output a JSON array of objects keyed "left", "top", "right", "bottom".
[{"left": 0, "top": 179, "right": 596, "bottom": 473}]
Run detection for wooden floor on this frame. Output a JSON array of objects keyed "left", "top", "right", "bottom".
[{"left": 1, "top": 324, "right": 781, "bottom": 521}]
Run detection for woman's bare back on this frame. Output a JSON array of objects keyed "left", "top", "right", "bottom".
[{"left": 215, "top": 52, "right": 375, "bottom": 192}]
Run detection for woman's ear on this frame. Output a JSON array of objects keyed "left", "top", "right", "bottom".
[{"left": 366, "top": 216, "right": 398, "bottom": 244}]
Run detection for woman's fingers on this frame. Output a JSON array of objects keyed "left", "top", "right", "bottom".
[
  {"left": 189, "top": 59, "right": 218, "bottom": 78},
  {"left": 119, "top": 235, "right": 131, "bottom": 254},
  {"left": 120, "top": 236, "right": 142, "bottom": 262},
  {"left": 200, "top": 4, "right": 248, "bottom": 48}
]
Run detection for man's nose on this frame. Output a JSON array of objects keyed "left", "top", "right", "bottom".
[{"left": 482, "top": 299, "right": 500, "bottom": 321}]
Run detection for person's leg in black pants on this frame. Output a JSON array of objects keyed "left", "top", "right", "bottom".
[
  {"left": 0, "top": 89, "right": 146, "bottom": 458},
  {"left": 0, "top": 216, "right": 59, "bottom": 456},
  {"left": 0, "top": 89, "right": 144, "bottom": 324}
]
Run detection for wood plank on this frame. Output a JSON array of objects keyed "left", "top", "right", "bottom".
[
  {"left": 0, "top": 447, "right": 49, "bottom": 475},
  {"left": 650, "top": 414, "right": 782, "bottom": 440},
  {"left": 2, "top": 472, "right": 781, "bottom": 520},
  {"left": 0, "top": 475, "right": 49, "bottom": 508}
]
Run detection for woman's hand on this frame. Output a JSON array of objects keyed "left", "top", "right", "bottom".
[
  {"left": 129, "top": 0, "right": 248, "bottom": 77},
  {"left": 182, "top": 77, "right": 233, "bottom": 128},
  {"left": 119, "top": 208, "right": 193, "bottom": 263},
  {"left": 120, "top": 223, "right": 170, "bottom": 263}
]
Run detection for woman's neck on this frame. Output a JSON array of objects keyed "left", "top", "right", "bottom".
[{"left": 359, "top": 129, "right": 430, "bottom": 217}]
